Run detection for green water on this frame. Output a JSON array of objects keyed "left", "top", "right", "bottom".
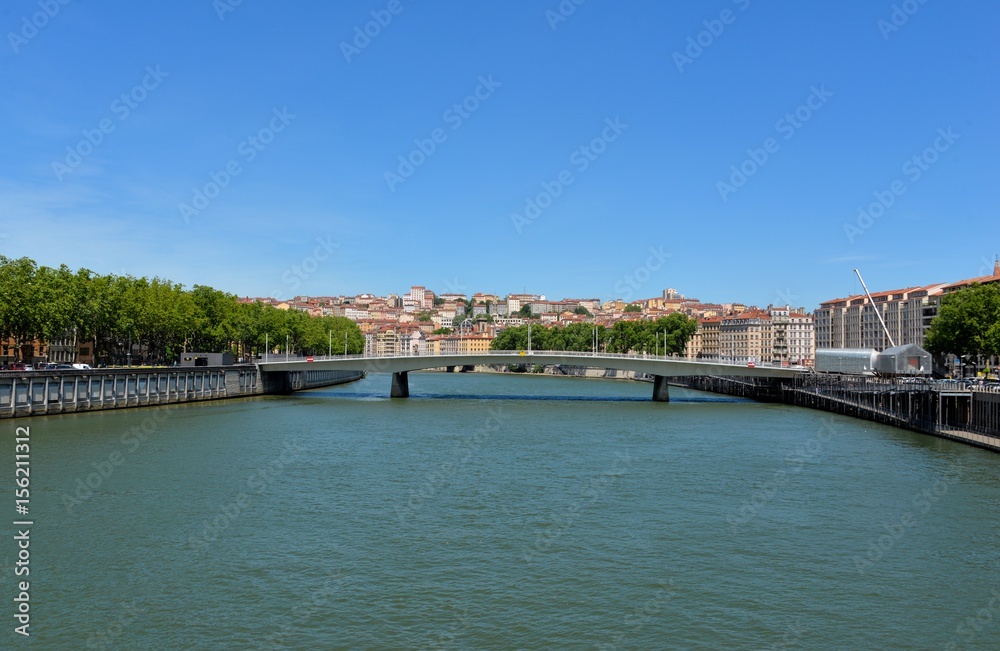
[{"left": 3, "top": 372, "right": 999, "bottom": 649}]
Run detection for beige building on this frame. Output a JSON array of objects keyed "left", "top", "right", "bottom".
[
  {"left": 424, "top": 333, "right": 494, "bottom": 356},
  {"left": 719, "top": 309, "right": 772, "bottom": 363},
  {"left": 816, "top": 284, "right": 947, "bottom": 350},
  {"left": 689, "top": 307, "right": 813, "bottom": 364},
  {"left": 686, "top": 317, "right": 721, "bottom": 359}
]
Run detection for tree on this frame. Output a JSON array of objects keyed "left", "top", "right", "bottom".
[
  {"left": 624, "top": 304, "right": 642, "bottom": 313},
  {"left": 0, "top": 257, "right": 40, "bottom": 360},
  {"left": 518, "top": 304, "right": 533, "bottom": 318},
  {"left": 925, "top": 283, "right": 1000, "bottom": 373},
  {"left": 0, "top": 255, "right": 367, "bottom": 365}
]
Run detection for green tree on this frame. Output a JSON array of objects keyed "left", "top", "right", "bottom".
[
  {"left": 624, "top": 304, "right": 642, "bottom": 313},
  {"left": 0, "top": 257, "right": 40, "bottom": 359},
  {"left": 925, "top": 283, "right": 1000, "bottom": 373}
]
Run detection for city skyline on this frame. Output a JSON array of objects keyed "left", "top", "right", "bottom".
[{"left": 2, "top": 2, "right": 997, "bottom": 309}]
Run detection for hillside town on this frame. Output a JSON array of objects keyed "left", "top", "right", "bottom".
[
  {"left": 140, "top": 258, "right": 1000, "bottom": 367},
  {"left": 8, "top": 259, "right": 998, "bottom": 370}
]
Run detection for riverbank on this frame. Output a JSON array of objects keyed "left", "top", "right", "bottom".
[
  {"left": 0, "top": 365, "right": 364, "bottom": 419},
  {"left": 675, "top": 374, "right": 1000, "bottom": 453}
]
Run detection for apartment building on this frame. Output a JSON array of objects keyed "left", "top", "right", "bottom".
[
  {"left": 815, "top": 284, "right": 947, "bottom": 350},
  {"left": 687, "top": 307, "right": 813, "bottom": 364}
]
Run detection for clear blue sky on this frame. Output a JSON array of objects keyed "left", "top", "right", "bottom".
[{"left": 2, "top": 1, "right": 997, "bottom": 309}]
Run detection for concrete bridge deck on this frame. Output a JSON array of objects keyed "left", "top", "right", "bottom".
[{"left": 257, "top": 351, "right": 806, "bottom": 401}]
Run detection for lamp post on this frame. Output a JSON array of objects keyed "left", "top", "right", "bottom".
[
  {"left": 328, "top": 330, "right": 332, "bottom": 358},
  {"left": 285, "top": 334, "right": 289, "bottom": 362}
]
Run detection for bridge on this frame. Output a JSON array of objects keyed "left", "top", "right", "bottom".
[{"left": 256, "top": 351, "right": 807, "bottom": 401}]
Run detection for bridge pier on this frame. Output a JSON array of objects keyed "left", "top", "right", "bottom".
[
  {"left": 652, "top": 375, "right": 670, "bottom": 403},
  {"left": 390, "top": 371, "right": 410, "bottom": 398}
]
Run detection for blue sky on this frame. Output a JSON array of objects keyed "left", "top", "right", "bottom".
[{"left": 1, "top": 1, "right": 997, "bottom": 309}]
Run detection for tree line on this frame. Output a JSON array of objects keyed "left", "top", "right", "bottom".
[
  {"left": 0, "top": 256, "right": 364, "bottom": 365},
  {"left": 491, "top": 314, "right": 698, "bottom": 355}
]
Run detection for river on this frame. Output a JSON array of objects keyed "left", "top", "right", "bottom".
[{"left": 5, "top": 372, "right": 999, "bottom": 649}]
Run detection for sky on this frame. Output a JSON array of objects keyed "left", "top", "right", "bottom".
[{"left": 1, "top": 1, "right": 997, "bottom": 310}]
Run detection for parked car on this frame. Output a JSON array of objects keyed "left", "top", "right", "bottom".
[
  {"left": 72, "top": 363, "right": 92, "bottom": 370},
  {"left": 9, "top": 363, "right": 26, "bottom": 371}
]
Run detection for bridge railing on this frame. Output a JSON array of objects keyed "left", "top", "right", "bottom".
[{"left": 256, "top": 349, "right": 809, "bottom": 370}]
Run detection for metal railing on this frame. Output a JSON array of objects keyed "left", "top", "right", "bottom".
[{"left": 257, "top": 349, "right": 810, "bottom": 369}]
